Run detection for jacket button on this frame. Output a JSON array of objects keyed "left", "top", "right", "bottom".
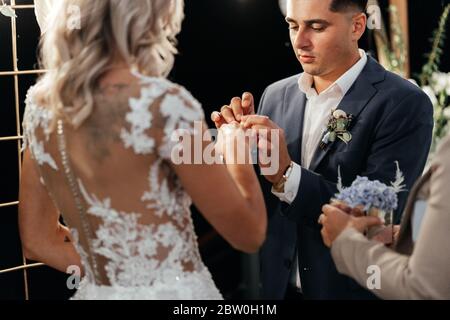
[{"left": 284, "top": 259, "right": 292, "bottom": 269}]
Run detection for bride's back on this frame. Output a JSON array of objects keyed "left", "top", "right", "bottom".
[
  {"left": 20, "top": 0, "right": 266, "bottom": 298},
  {"left": 23, "top": 69, "right": 212, "bottom": 289}
]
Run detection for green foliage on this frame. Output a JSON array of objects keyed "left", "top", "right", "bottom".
[{"left": 418, "top": 4, "right": 450, "bottom": 87}]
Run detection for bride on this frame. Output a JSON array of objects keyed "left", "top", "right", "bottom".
[{"left": 19, "top": 0, "right": 267, "bottom": 300}]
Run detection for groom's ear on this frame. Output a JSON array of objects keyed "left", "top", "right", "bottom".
[{"left": 351, "top": 12, "right": 367, "bottom": 41}]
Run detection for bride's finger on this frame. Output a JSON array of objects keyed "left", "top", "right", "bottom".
[
  {"left": 211, "top": 112, "right": 226, "bottom": 129},
  {"left": 221, "top": 105, "right": 239, "bottom": 125},
  {"left": 230, "top": 97, "right": 244, "bottom": 122},
  {"left": 242, "top": 92, "right": 255, "bottom": 115}
]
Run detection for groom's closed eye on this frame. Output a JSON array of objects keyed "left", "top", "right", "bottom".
[
  {"left": 285, "top": 17, "right": 298, "bottom": 31},
  {"left": 304, "top": 20, "right": 330, "bottom": 32},
  {"left": 309, "top": 24, "right": 326, "bottom": 32},
  {"left": 286, "top": 18, "right": 329, "bottom": 33}
]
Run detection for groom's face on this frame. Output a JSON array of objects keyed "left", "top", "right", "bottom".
[{"left": 286, "top": 0, "right": 363, "bottom": 78}]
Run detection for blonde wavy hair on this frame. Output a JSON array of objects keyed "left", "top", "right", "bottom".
[{"left": 33, "top": 0, "right": 184, "bottom": 128}]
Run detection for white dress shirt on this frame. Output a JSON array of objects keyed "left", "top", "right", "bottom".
[
  {"left": 272, "top": 49, "right": 368, "bottom": 203},
  {"left": 271, "top": 49, "right": 368, "bottom": 290}
]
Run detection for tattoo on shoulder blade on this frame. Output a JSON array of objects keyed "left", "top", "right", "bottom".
[{"left": 83, "top": 84, "right": 133, "bottom": 163}]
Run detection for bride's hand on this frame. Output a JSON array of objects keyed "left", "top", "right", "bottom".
[{"left": 211, "top": 93, "right": 255, "bottom": 129}]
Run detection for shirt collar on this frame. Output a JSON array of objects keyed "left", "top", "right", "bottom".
[{"left": 298, "top": 49, "right": 368, "bottom": 99}]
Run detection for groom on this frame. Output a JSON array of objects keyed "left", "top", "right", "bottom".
[{"left": 212, "top": 0, "right": 434, "bottom": 299}]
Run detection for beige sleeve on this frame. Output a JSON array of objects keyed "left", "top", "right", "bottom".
[{"left": 331, "top": 136, "right": 450, "bottom": 300}]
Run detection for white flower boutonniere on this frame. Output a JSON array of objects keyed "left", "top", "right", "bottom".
[{"left": 319, "top": 108, "right": 353, "bottom": 150}]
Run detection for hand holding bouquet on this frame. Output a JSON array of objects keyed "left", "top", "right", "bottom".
[{"left": 332, "top": 162, "right": 406, "bottom": 239}]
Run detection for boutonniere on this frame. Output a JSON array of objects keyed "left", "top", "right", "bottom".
[{"left": 319, "top": 108, "right": 353, "bottom": 150}]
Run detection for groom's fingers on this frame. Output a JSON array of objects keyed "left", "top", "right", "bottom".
[
  {"left": 251, "top": 125, "right": 276, "bottom": 143},
  {"left": 241, "top": 115, "right": 272, "bottom": 129},
  {"left": 242, "top": 116, "right": 280, "bottom": 140},
  {"left": 242, "top": 92, "right": 255, "bottom": 115},
  {"left": 230, "top": 97, "right": 244, "bottom": 122},
  {"left": 257, "top": 137, "right": 273, "bottom": 162}
]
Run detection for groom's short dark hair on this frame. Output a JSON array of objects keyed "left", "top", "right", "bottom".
[{"left": 330, "top": 0, "right": 368, "bottom": 13}]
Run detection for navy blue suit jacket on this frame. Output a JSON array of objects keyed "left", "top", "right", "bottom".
[{"left": 258, "top": 56, "right": 434, "bottom": 300}]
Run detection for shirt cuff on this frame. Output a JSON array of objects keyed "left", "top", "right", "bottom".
[{"left": 271, "top": 162, "right": 301, "bottom": 204}]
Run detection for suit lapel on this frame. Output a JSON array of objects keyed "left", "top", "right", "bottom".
[{"left": 308, "top": 57, "right": 385, "bottom": 172}]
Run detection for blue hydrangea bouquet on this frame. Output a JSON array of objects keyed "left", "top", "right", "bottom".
[{"left": 333, "top": 162, "right": 406, "bottom": 238}]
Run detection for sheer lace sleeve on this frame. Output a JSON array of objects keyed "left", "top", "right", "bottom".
[
  {"left": 119, "top": 77, "right": 205, "bottom": 162},
  {"left": 22, "top": 86, "right": 58, "bottom": 171},
  {"left": 156, "top": 86, "right": 205, "bottom": 161}
]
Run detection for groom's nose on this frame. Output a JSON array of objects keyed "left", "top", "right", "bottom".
[{"left": 293, "top": 29, "right": 313, "bottom": 51}]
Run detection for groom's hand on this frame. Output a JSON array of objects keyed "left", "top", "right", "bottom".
[
  {"left": 241, "top": 115, "right": 292, "bottom": 184},
  {"left": 211, "top": 92, "right": 255, "bottom": 129}
]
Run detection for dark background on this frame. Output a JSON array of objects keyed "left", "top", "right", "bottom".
[{"left": 1, "top": 0, "right": 449, "bottom": 299}]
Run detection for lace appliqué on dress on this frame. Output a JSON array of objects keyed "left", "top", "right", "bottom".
[
  {"left": 120, "top": 83, "right": 166, "bottom": 155},
  {"left": 158, "top": 88, "right": 205, "bottom": 160},
  {"left": 77, "top": 180, "right": 219, "bottom": 294},
  {"left": 22, "top": 86, "right": 58, "bottom": 170},
  {"left": 141, "top": 160, "right": 192, "bottom": 227},
  {"left": 125, "top": 72, "right": 205, "bottom": 160},
  {"left": 70, "top": 228, "right": 96, "bottom": 283}
]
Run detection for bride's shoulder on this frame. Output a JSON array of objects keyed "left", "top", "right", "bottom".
[
  {"left": 132, "top": 71, "right": 202, "bottom": 112},
  {"left": 23, "top": 83, "right": 55, "bottom": 126},
  {"left": 24, "top": 83, "right": 53, "bottom": 111},
  {"left": 24, "top": 84, "right": 42, "bottom": 108}
]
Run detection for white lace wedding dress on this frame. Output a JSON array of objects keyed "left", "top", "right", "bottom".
[{"left": 22, "top": 72, "right": 223, "bottom": 300}]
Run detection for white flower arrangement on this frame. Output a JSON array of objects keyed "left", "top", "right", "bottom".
[
  {"left": 417, "top": 5, "right": 450, "bottom": 155},
  {"left": 419, "top": 72, "right": 450, "bottom": 153},
  {"left": 380, "top": 3, "right": 450, "bottom": 157}
]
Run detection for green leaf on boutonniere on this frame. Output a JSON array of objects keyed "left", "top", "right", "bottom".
[
  {"left": 329, "top": 131, "right": 337, "bottom": 142},
  {"left": 339, "top": 132, "right": 352, "bottom": 144},
  {"left": 320, "top": 108, "right": 353, "bottom": 149},
  {"left": 336, "top": 119, "right": 347, "bottom": 131}
]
